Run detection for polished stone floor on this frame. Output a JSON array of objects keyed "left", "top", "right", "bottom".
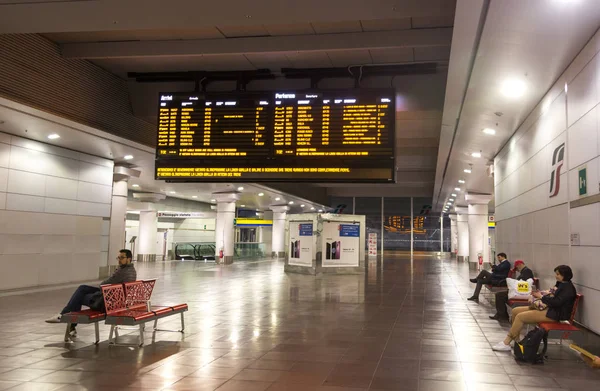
[{"left": 0, "top": 255, "right": 599, "bottom": 391}]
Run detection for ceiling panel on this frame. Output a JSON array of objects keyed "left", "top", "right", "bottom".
[
  {"left": 414, "top": 46, "right": 451, "bottom": 62},
  {"left": 217, "top": 25, "right": 269, "bottom": 38},
  {"left": 360, "top": 18, "right": 412, "bottom": 32},
  {"left": 369, "top": 47, "right": 414, "bottom": 63},
  {"left": 311, "top": 20, "right": 362, "bottom": 34},
  {"left": 412, "top": 14, "right": 455, "bottom": 29},
  {"left": 264, "top": 23, "right": 315, "bottom": 36},
  {"left": 43, "top": 28, "right": 224, "bottom": 43},
  {"left": 326, "top": 49, "right": 372, "bottom": 67},
  {"left": 284, "top": 51, "right": 332, "bottom": 68},
  {"left": 244, "top": 52, "right": 293, "bottom": 69}
]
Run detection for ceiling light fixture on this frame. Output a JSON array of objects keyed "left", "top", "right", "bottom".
[
  {"left": 288, "top": 201, "right": 294, "bottom": 205},
  {"left": 47, "top": 134, "right": 60, "bottom": 140},
  {"left": 449, "top": 198, "right": 454, "bottom": 201},
  {"left": 455, "top": 187, "right": 461, "bottom": 191},
  {"left": 210, "top": 199, "right": 216, "bottom": 202},
  {"left": 258, "top": 192, "right": 264, "bottom": 196},
  {"left": 169, "top": 191, "right": 176, "bottom": 194},
  {"left": 483, "top": 128, "right": 496, "bottom": 135},
  {"left": 311, "top": 207, "right": 315, "bottom": 210},
  {"left": 300, "top": 204, "right": 305, "bottom": 207},
  {"left": 464, "top": 168, "right": 472, "bottom": 174},
  {"left": 501, "top": 78, "right": 527, "bottom": 98},
  {"left": 240, "top": 205, "right": 245, "bottom": 207},
  {"left": 275, "top": 197, "right": 281, "bottom": 201},
  {"left": 318, "top": 209, "right": 323, "bottom": 213},
  {"left": 471, "top": 151, "right": 482, "bottom": 158},
  {"left": 124, "top": 155, "right": 133, "bottom": 160},
  {"left": 458, "top": 180, "right": 465, "bottom": 184},
  {"left": 192, "top": 196, "right": 198, "bottom": 198},
  {"left": 237, "top": 186, "right": 244, "bottom": 191},
  {"left": 132, "top": 184, "right": 139, "bottom": 188},
  {"left": 451, "top": 193, "right": 457, "bottom": 197}
]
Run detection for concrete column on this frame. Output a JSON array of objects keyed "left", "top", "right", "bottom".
[
  {"left": 450, "top": 215, "right": 458, "bottom": 257},
  {"left": 138, "top": 210, "right": 158, "bottom": 262},
  {"left": 455, "top": 207, "right": 469, "bottom": 262},
  {"left": 270, "top": 205, "right": 289, "bottom": 258},
  {"left": 213, "top": 192, "right": 239, "bottom": 264},
  {"left": 107, "top": 180, "right": 128, "bottom": 273},
  {"left": 465, "top": 193, "right": 493, "bottom": 270}
]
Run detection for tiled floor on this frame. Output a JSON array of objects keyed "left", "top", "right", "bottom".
[{"left": 0, "top": 255, "right": 599, "bottom": 390}]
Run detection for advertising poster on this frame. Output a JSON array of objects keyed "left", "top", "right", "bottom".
[
  {"left": 368, "top": 233, "right": 378, "bottom": 257},
  {"left": 322, "top": 222, "right": 360, "bottom": 267},
  {"left": 289, "top": 222, "right": 313, "bottom": 267}
]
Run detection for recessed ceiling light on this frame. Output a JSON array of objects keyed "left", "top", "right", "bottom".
[
  {"left": 240, "top": 204, "right": 246, "bottom": 207},
  {"left": 132, "top": 184, "right": 139, "bottom": 188},
  {"left": 169, "top": 191, "right": 176, "bottom": 194},
  {"left": 311, "top": 207, "right": 315, "bottom": 210},
  {"left": 455, "top": 188, "right": 461, "bottom": 191},
  {"left": 192, "top": 196, "right": 198, "bottom": 198},
  {"left": 458, "top": 180, "right": 465, "bottom": 184},
  {"left": 124, "top": 155, "right": 133, "bottom": 160},
  {"left": 275, "top": 197, "right": 281, "bottom": 201},
  {"left": 288, "top": 201, "right": 294, "bottom": 205},
  {"left": 47, "top": 134, "right": 60, "bottom": 140},
  {"left": 237, "top": 186, "right": 244, "bottom": 191},
  {"left": 300, "top": 204, "right": 305, "bottom": 207},
  {"left": 449, "top": 198, "right": 454, "bottom": 201},
  {"left": 318, "top": 209, "right": 323, "bottom": 212},
  {"left": 256, "top": 212, "right": 259, "bottom": 216},
  {"left": 210, "top": 199, "right": 216, "bottom": 202},
  {"left": 471, "top": 152, "right": 481, "bottom": 158},
  {"left": 464, "top": 169, "right": 472, "bottom": 173},
  {"left": 482, "top": 128, "right": 496, "bottom": 135},
  {"left": 501, "top": 78, "right": 527, "bottom": 98},
  {"left": 258, "top": 192, "right": 264, "bottom": 196}
]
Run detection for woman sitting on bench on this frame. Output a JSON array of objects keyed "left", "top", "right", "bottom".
[{"left": 492, "top": 265, "right": 577, "bottom": 351}]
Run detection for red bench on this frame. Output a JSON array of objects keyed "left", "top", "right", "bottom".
[
  {"left": 59, "top": 309, "right": 105, "bottom": 344},
  {"left": 538, "top": 293, "right": 583, "bottom": 344}
]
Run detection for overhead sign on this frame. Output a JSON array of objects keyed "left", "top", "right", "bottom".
[
  {"left": 235, "top": 218, "right": 273, "bottom": 226},
  {"left": 157, "top": 212, "right": 205, "bottom": 218},
  {"left": 155, "top": 90, "right": 395, "bottom": 183}
]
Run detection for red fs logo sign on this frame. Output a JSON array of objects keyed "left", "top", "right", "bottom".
[{"left": 549, "top": 143, "right": 565, "bottom": 198}]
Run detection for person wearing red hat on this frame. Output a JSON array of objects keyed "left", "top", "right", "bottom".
[{"left": 489, "top": 259, "right": 534, "bottom": 320}]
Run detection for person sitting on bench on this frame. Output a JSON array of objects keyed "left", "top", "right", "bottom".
[
  {"left": 467, "top": 252, "right": 511, "bottom": 302},
  {"left": 44, "top": 249, "right": 137, "bottom": 337},
  {"left": 492, "top": 265, "right": 577, "bottom": 351},
  {"left": 489, "top": 259, "right": 534, "bottom": 320}
]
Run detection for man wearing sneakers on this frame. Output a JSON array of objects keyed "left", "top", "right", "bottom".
[
  {"left": 45, "top": 249, "right": 137, "bottom": 336},
  {"left": 467, "top": 252, "right": 511, "bottom": 302}
]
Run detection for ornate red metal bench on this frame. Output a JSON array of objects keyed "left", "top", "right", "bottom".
[
  {"left": 59, "top": 309, "right": 104, "bottom": 344},
  {"left": 538, "top": 293, "right": 583, "bottom": 344}
]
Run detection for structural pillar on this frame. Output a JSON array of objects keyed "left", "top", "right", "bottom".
[
  {"left": 455, "top": 207, "right": 469, "bottom": 263},
  {"left": 450, "top": 215, "right": 458, "bottom": 257},
  {"left": 138, "top": 210, "right": 158, "bottom": 262},
  {"left": 465, "top": 193, "right": 493, "bottom": 270},
  {"left": 270, "top": 205, "right": 289, "bottom": 258},
  {"left": 213, "top": 192, "right": 239, "bottom": 265}
]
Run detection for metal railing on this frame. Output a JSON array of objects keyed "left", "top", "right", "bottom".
[{"left": 173, "top": 242, "right": 216, "bottom": 261}]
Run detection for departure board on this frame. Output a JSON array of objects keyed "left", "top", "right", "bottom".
[{"left": 155, "top": 90, "right": 395, "bottom": 182}]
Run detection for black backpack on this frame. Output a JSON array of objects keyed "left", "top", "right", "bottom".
[{"left": 513, "top": 327, "right": 548, "bottom": 364}]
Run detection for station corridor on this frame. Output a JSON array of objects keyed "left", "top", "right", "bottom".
[{"left": 0, "top": 256, "right": 599, "bottom": 391}]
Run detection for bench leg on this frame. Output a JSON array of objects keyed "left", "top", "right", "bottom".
[
  {"left": 64, "top": 323, "right": 71, "bottom": 343},
  {"left": 153, "top": 318, "right": 158, "bottom": 331},
  {"left": 108, "top": 325, "right": 115, "bottom": 345},
  {"left": 94, "top": 322, "right": 100, "bottom": 345},
  {"left": 139, "top": 324, "right": 145, "bottom": 347},
  {"left": 180, "top": 312, "right": 185, "bottom": 333}
]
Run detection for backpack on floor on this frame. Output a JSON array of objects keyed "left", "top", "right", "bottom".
[{"left": 513, "top": 327, "right": 548, "bottom": 364}]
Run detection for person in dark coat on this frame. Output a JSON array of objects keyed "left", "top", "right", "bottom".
[
  {"left": 467, "top": 252, "right": 511, "bottom": 302},
  {"left": 489, "top": 260, "right": 534, "bottom": 320},
  {"left": 492, "top": 265, "right": 577, "bottom": 351}
]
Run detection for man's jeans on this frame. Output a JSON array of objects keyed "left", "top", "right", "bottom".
[{"left": 61, "top": 284, "right": 100, "bottom": 315}]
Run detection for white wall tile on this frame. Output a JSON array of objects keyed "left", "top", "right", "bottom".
[
  {"left": 10, "top": 136, "right": 80, "bottom": 160},
  {"left": 6, "top": 193, "right": 45, "bottom": 212},
  {"left": 0, "top": 143, "right": 9, "bottom": 169},
  {"left": 568, "top": 105, "right": 598, "bottom": 169},
  {"left": 42, "top": 235, "right": 75, "bottom": 253},
  {"left": 42, "top": 214, "right": 76, "bottom": 235},
  {"left": 38, "top": 254, "right": 71, "bottom": 285},
  {"left": 75, "top": 216, "right": 103, "bottom": 236},
  {"left": 0, "top": 167, "right": 8, "bottom": 192},
  {"left": 0, "top": 192, "right": 5, "bottom": 210},
  {"left": 78, "top": 162, "right": 113, "bottom": 186},
  {"left": 101, "top": 219, "right": 110, "bottom": 236},
  {"left": 78, "top": 153, "right": 113, "bottom": 168},
  {"left": 0, "top": 254, "right": 40, "bottom": 289},
  {"left": 75, "top": 235, "right": 101, "bottom": 253},
  {"left": 77, "top": 201, "right": 110, "bottom": 217},
  {"left": 548, "top": 204, "right": 569, "bottom": 245},
  {"left": 0, "top": 234, "right": 42, "bottom": 254},
  {"left": 76, "top": 182, "right": 112, "bottom": 204},
  {"left": 571, "top": 246, "right": 600, "bottom": 297},
  {"left": 573, "top": 285, "right": 600, "bottom": 334},
  {"left": 567, "top": 54, "right": 598, "bottom": 127},
  {"left": 570, "top": 203, "right": 600, "bottom": 246},
  {"left": 101, "top": 235, "right": 109, "bottom": 252},
  {"left": 44, "top": 198, "right": 77, "bottom": 215},
  {"left": 45, "top": 176, "right": 78, "bottom": 200},
  {"left": 7, "top": 169, "right": 46, "bottom": 196}
]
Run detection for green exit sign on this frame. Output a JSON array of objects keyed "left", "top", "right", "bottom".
[{"left": 579, "top": 167, "right": 587, "bottom": 196}]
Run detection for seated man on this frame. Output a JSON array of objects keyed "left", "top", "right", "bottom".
[
  {"left": 489, "top": 259, "right": 534, "bottom": 320},
  {"left": 467, "top": 252, "right": 511, "bottom": 302},
  {"left": 44, "top": 249, "right": 137, "bottom": 336}
]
